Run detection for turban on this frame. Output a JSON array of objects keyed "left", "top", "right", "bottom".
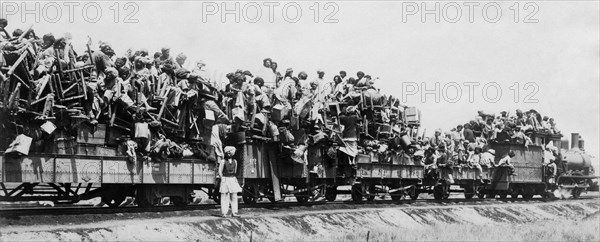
[
  {"left": 243, "top": 70, "right": 253, "bottom": 77},
  {"left": 99, "top": 42, "right": 112, "bottom": 51},
  {"left": 346, "top": 106, "right": 357, "bottom": 114},
  {"left": 286, "top": 68, "right": 293, "bottom": 74},
  {"left": 105, "top": 67, "right": 118, "bottom": 77},
  {"left": 175, "top": 68, "right": 191, "bottom": 79},
  {"left": 298, "top": 71, "right": 307, "bottom": 79},
  {"left": 317, "top": 69, "right": 324, "bottom": 74},
  {"left": 197, "top": 60, "right": 206, "bottom": 66},
  {"left": 42, "top": 33, "right": 55, "bottom": 44},
  {"left": 142, "top": 57, "right": 153, "bottom": 65},
  {"left": 161, "top": 47, "right": 170, "bottom": 53},
  {"left": 176, "top": 53, "right": 187, "bottom": 61},
  {"left": 224, "top": 146, "right": 236, "bottom": 155},
  {"left": 115, "top": 57, "right": 127, "bottom": 67}
]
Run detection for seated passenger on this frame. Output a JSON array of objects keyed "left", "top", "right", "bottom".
[{"left": 497, "top": 150, "right": 516, "bottom": 176}]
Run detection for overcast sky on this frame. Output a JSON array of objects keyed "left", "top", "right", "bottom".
[{"left": 2, "top": 0, "right": 599, "bottom": 169}]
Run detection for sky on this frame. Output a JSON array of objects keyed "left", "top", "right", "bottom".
[{"left": 2, "top": 0, "right": 599, "bottom": 170}]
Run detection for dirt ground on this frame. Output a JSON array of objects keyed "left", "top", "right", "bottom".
[{"left": 1, "top": 197, "right": 599, "bottom": 241}]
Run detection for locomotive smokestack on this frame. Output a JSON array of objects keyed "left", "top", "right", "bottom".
[{"left": 571, "top": 133, "right": 580, "bottom": 150}]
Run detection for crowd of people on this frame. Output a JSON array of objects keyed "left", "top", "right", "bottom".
[
  {"left": 412, "top": 109, "right": 564, "bottom": 182},
  {"left": 1, "top": 20, "right": 568, "bottom": 187},
  {"left": 0, "top": 21, "right": 416, "bottom": 177}
]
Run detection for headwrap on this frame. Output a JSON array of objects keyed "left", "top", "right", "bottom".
[
  {"left": 105, "top": 67, "right": 118, "bottom": 77},
  {"left": 42, "top": 33, "right": 55, "bottom": 46},
  {"left": 317, "top": 69, "right": 324, "bottom": 74},
  {"left": 53, "top": 38, "right": 66, "bottom": 49},
  {"left": 162, "top": 63, "right": 176, "bottom": 72},
  {"left": 175, "top": 68, "right": 191, "bottom": 79},
  {"left": 161, "top": 47, "right": 170, "bottom": 53},
  {"left": 224, "top": 146, "right": 236, "bottom": 156},
  {"left": 298, "top": 71, "right": 307, "bottom": 79},
  {"left": 141, "top": 56, "right": 153, "bottom": 65},
  {"left": 115, "top": 57, "right": 127, "bottom": 68},
  {"left": 99, "top": 42, "right": 112, "bottom": 52},
  {"left": 176, "top": 53, "right": 187, "bottom": 62},
  {"left": 346, "top": 106, "right": 357, "bottom": 114}
]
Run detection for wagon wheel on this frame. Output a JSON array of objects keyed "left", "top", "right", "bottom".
[
  {"left": 408, "top": 186, "right": 419, "bottom": 200},
  {"left": 497, "top": 191, "right": 508, "bottom": 199},
  {"left": 572, "top": 188, "right": 582, "bottom": 199},
  {"left": 211, "top": 186, "right": 221, "bottom": 204},
  {"left": 294, "top": 184, "right": 310, "bottom": 203},
  {"left": 102, "top": 195, "right": 126, "bottom": 208},
  {"left": 433, "top": 185, "right": 444, "bottom": 200},
  {"left": 463, "top": 185, "right": 475, "bottom": 199},
  {"left": 442, "top": 185, "right": 450, "bottom": 200},
  {"left": 366, "top": 185, "right": 377, "bottom": 201},
  {"left": 325, "top": 186, "right": 338, "bottom": 202},
  {"left": 242, "top": 185, "right": 257, "bottom": 204},
  {"left": 171, "top": 196, "right": 188, "bottom": 207},
  {"left": 294, "top": 191, "right": 310, "bottom": 203},
  {"left": 351, "top": 184, "right": 364, "bottom": 202},
  {"left": 510, "top": 188, "right": 520, "bottom": 199},
  {"left": 390, "top": 190, "right": 405, "bottom": 201},
  {"left": 135, "top": 192, "right": 155, "bottom": 208},
  {"left": 522, "top": 193, "right": 534, "bottom": 199},
  {"left": 264, "top": 185, "right": 277, "bottom": 203},
  {"left": 475, "top": 185, "right": 486, "bottom": 199}
]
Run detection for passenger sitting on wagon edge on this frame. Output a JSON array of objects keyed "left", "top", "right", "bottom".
[{"left": 498, "top": 151, "right": 517, "bottom": 176}]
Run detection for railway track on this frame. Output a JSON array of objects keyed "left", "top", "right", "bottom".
[{"left": 1, "top": 194, "right": 597, "bottom": 218}]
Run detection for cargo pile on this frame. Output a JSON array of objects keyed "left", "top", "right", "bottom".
[{"left": 0, "top": 24, "right": 422, "bottom": 172}]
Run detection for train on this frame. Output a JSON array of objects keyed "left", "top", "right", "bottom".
[
  {"left": 0, "top": 130, "right": 596, "bottom": 207},
  {"left": 0, "top": 30, "right": 597, "bottom": 208}
]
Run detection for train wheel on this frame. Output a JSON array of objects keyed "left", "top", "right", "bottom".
[
  {"left": 171, "top": 196, "right": 188, "bottom": 207},
  {"left": 522, "top": 193, "right": 534, "bottom": 199},
  {"left": 264, "top": 185, "right": 277, "bottom": 203},
  {"left": 102, "top": 195, "right": 125, "bottom": 208},
  {"left": 212, "top": 188, "right": 221, "bottom": 204},
  {"left": 390, "top": 191, "right": 404, "bottom": 201},
  {"left": 366, "top": 185, "right": 376, "bottom": 201},
  {"left": 433, "top": 185, "right": 444, "bottom": 200},
  {"left": 351, "top": 184, "right": 363, "bottom": 202},
  {"left": 325, "top": 186, "right": 337, "bottom": 202},
  {"left": 242, "top": 185, "right": 257, "bottom": 204},
  {"left": 510, "top": 188, "right": 520, "bottom": 199},
  {"left": 408, "top": 186, "right": 419, "bottom": 200},
  {"left": 463, "top": 186, "right": 475, "bottom": 199},
  {"left": 294, "top": 184, "right": 310, "bottom": 203},
  {"left": 497, "top": 192, "right": 508, "bottom": 199},
  {"left": 475, "top": 186, "right": 486, "bottom": 199},
  {"left": 136, "top": 193, "right": 154, "bottom": 208},
  {"left": 571, "top": 188, "right": 582, "bottom": 199}
]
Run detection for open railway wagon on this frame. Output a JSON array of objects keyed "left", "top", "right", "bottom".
[
  {"left": 0, "top": 151, "right": 217, "bottom": 207},
  {"left": 0, "top": 33, "right": 224, "bottom": 208},
  {"left": 334, "top": 102, "right": 424, "bottom": 202},
  {"left": 223, "top": 136, "right": 337, "bottom": 204}
]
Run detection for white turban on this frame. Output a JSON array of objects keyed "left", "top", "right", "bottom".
[{"left": 224, "top": 146, "right": 236, "bottom": 155}]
